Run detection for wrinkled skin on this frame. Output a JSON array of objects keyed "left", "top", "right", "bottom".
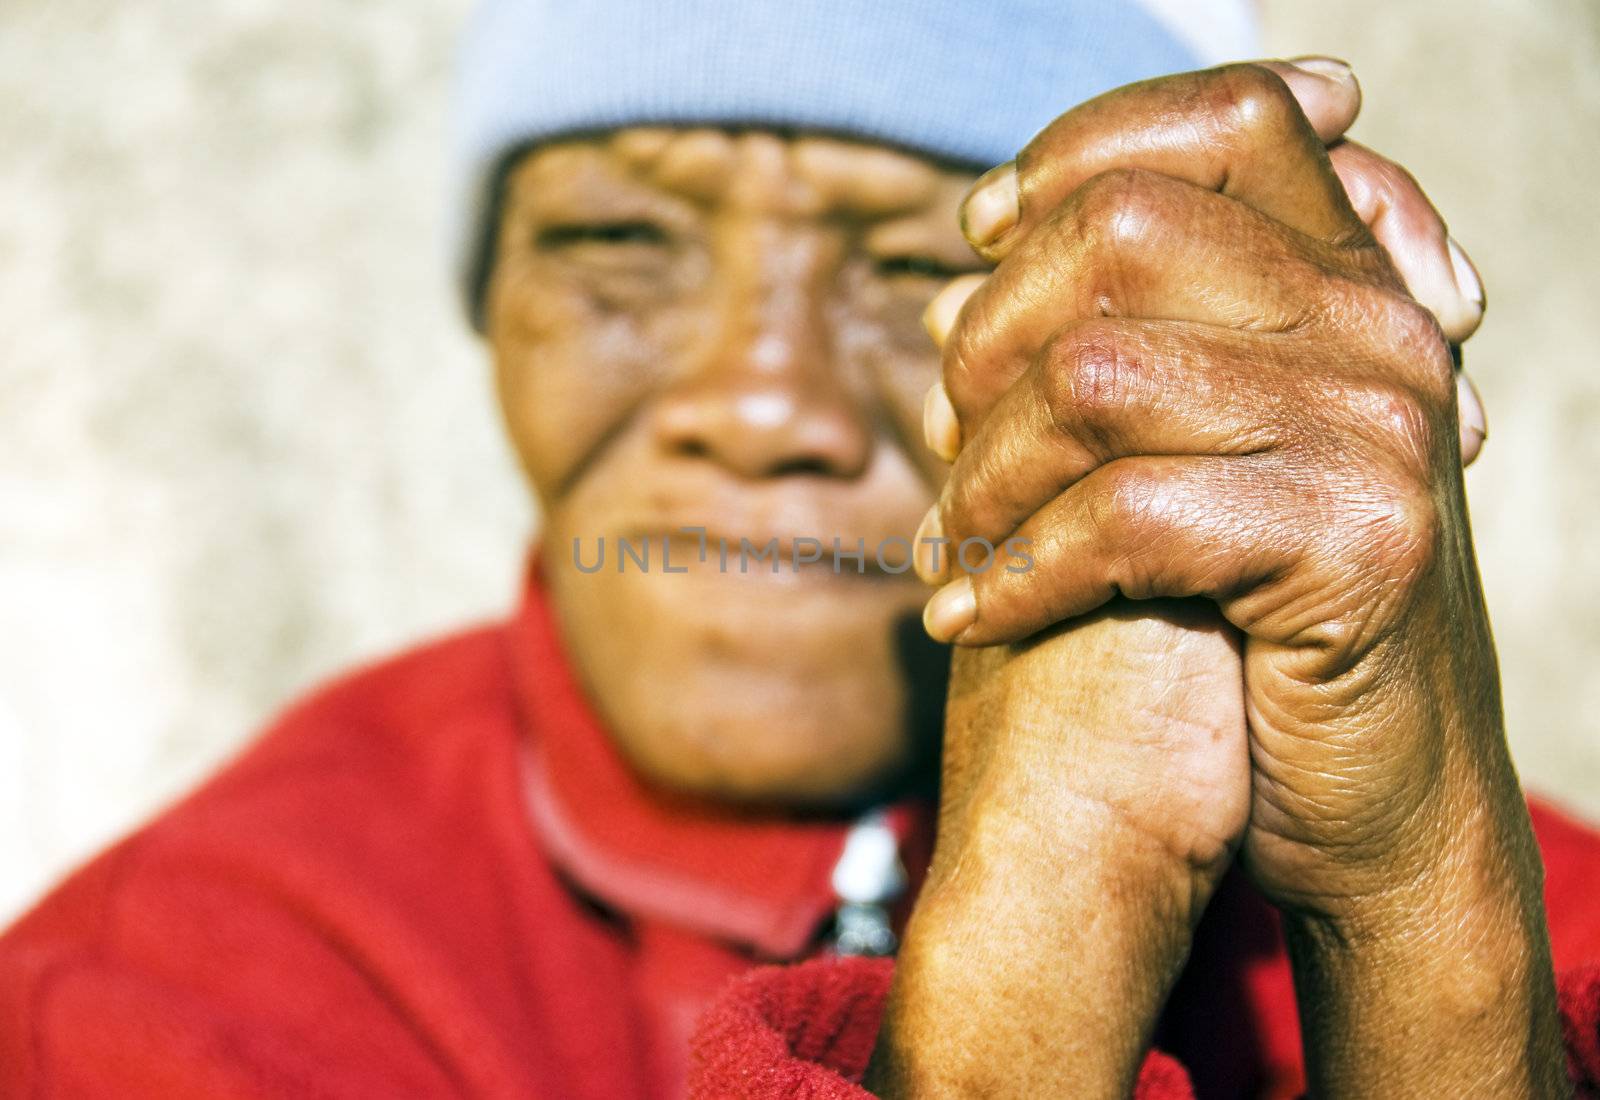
[
  {"left": 486, "top": 131, "right": 977, "bottom": 805},
  {"left": 484, "top": 59, "right": 1561, "bottom": 1100},
  {"left": 914, "top": 63, "right": 1506, "bottom": 920}
]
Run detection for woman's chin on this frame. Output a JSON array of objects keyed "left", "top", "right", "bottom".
[{"left": 603, "top": 664, "right": 918, "bottom": 808}]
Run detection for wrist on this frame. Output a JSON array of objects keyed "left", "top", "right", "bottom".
[
  {"left": 1281, "top": 789, "right": 1567, "bottom": 1098},
  {"left": 866, "top": 808, "right": 1202, "bottom": 1098},
  {"left": 866, "top": 601, "right": 1247, "bottom": 1096}
]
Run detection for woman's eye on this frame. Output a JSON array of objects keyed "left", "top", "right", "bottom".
[
  {"left": 536, "top": 220, "right": 669, "bottom": 249},
  {"left": 873, "top": 254, "right": 966, "bottom": 280}
]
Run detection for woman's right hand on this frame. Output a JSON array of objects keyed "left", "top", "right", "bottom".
[{"left": 864, "top": 599, "right": 1249, "bottom": 1096}]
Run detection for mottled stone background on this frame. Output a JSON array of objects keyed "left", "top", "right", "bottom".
[{"left": 2, "top": 1, "right": 1597, "bottom": 920}]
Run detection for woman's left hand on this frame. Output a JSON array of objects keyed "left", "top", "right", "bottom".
[{"left": 915, "top": 60, "right": 1564, "bottom": 1098}]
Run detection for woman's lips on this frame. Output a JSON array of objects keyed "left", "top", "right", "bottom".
[{"left": 601, "top": 524, "right": 918, "bottom": 579}]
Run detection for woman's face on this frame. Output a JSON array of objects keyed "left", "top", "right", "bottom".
[{"left": 486, "top": 128, "right": 981, "bottom": 807}]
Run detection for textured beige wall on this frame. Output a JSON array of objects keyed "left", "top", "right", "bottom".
[{"left": 2, "top": 1, "right": 1597, "bottom": 921}]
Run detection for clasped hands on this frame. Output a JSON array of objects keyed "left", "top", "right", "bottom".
[{"left": 866, "top": 59, "right": 1567, "bottom": 1099}]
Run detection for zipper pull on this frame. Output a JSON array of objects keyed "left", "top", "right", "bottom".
[{"left": 829, "top": 809, "right": 907, "bottom": 957}]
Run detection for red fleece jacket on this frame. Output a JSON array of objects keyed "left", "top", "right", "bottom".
[{"left": 3, "top": 565, "right": 1599, "bottom": 1099}]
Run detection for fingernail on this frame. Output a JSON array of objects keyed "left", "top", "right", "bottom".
[
  {"left": 922, "top": 576, "right": 976, "bottom": 643},
  {"left": 922, "top": 382, "right": 961, "bottom": 463},
  {"left": 1288, "top": 56, "right": 1355, "bottom": 84},
  {"left": 959, "top": 162, "right": 1019, "bottom": 249},
  {"left": 920, "top": 273, "right": 986, "bottom": 348},
  {"left": 1446, "top": 237, "right": 1485, "bottom": 310},
  {"left": 913, "top": 504, "right": 948, "bottom": 584},
  {"left": 1457, "top": 371, "right": 1487, "bottom": 465}
]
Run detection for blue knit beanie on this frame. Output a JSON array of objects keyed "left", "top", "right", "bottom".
[{"left": 451, "top": 0, "right": 1258, "bottom": 328}]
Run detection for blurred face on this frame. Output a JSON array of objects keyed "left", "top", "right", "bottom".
[{"left": 485, "top": 128, "right": 982, "bottom": 807}]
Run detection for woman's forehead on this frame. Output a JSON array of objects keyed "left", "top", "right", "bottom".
[{"left": 504, "top": 127, "right": 980, "bottom": 219}]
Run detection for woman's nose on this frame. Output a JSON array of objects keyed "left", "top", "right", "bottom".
[{"left": 650, "top": 235, "right": 873, "bottom": 481}]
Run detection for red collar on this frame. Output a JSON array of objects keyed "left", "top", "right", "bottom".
[{"left": 503, "top": 555, "right": 935, "bottom": 960}]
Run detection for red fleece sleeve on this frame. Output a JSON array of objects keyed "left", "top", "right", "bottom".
[
  {"left": 687, "top": 955, "right": 1196, "bottom": 1099},
  {"left": 1562, "top": 966, "right": 1600, "bottom": 1097},
  {"left": 691, "top": 955, "right": 1600, "bottom": 1097}
]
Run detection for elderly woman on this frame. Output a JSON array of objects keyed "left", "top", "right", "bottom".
[{"left": 4, "top": 2, "right": 1598, "bottom": 1097}]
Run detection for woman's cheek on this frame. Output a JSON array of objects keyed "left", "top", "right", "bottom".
[
  {"left": 836, "top": 286, "right": 945, "bottom": 456},
  {"left": 502, "top": 286, "right": 688, "bottom": 498}
]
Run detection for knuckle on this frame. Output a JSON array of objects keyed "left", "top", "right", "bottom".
[
  {"left": 1067, "top": 167, "right": 1166, "bottom": 253},
  {"left": 1336, "top": 295, "right": 1457, "bottom": 469},
  {"left": 940, "top": 292, "right": 994, "bottom": 395},
  {"left": 938, "top": 475, "right": 973, "bottom": 541},
  {"left": 1345, "top": 376, "right": 1441, "bottom": 475},
  {"left": 1058, "top": 170, "right": 1167, "bottom": 314},
  {"left": 1090, "top": 463, "right": 1180, "bottom": 601},
  {"left": 1384, "top": 294, "right": 1456, "bottom": 403},
  {"left": 1089, "top": 463, "right": 1159, "bottom": 543},
  {"left": 1348, "top": 479, "right": 1442, "bottom": 585},
  {"left": 1208, "top": 63, "right": 1304, "bottom": 141},
  {"left": 1041, "top": 324, "right": 1147, "bottom": 432},
  {"left": 944, "top": 446, "right": 1004, "bottom": 537}
]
